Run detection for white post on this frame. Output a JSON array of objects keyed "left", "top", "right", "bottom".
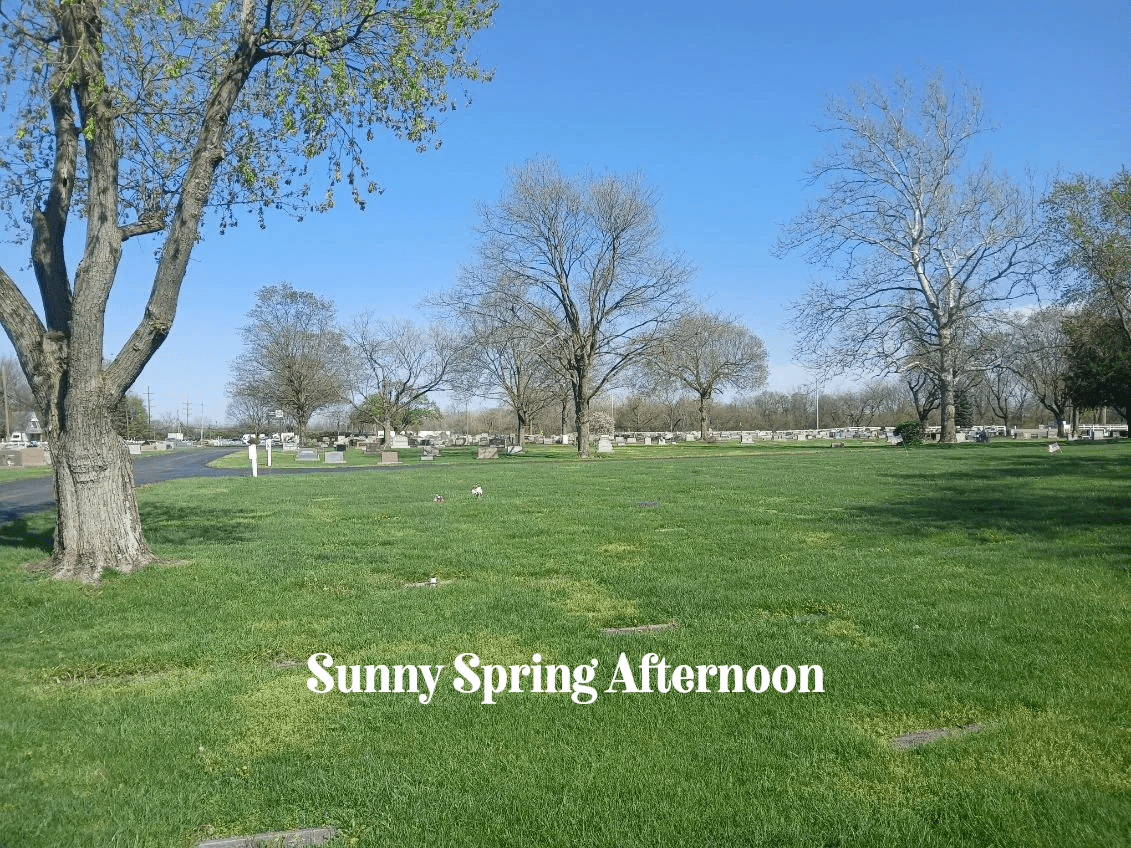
[
  {"left": 266, "top": 438, "right": 273, "bottom": 467},
  {"left": 249, "top": 443, "right": 258, "bottom": 478}
]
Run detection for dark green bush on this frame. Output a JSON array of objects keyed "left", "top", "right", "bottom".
[{"left": 894, "top": 420, "right": 924, "bottom": 445}]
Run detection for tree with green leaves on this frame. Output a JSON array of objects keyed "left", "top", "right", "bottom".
[
  {"left": 1063, "top": 311, "right": 1131, "bottom": 426},
  {"left": 1044, "top": 171, "right": 1131, "bottom": 345},
  {"left": 110, "top": 393, "right": 148, "bottom": 441},
  {"left": 0, "top": 1, "right": 494, "bottom": 582}
]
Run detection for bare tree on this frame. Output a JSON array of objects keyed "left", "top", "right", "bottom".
[
  {"left": 1012, "top": 307, "right": 1073, "bottom": 437},
  {"left": 0, "top": 1, "right": 494, "bottom": 582},
  {"left": 448, "top": 158, "right": 692, "bottom": 456},
  {"left": 980, "top": 341, "right": 1031, "bottom": 432},
  {"left": 348, "top": 314, "right": 458, "bottom": 448},
  {"left": 0, "top": 355, "right": 35, "bottom": 440},
  {"left": 778, "top": 75, "right": 1042, "bottom": 443},
  {"left": 644, "top": 311, "right": 768, "bottom": 440},
  {"left": 225, "top": 388, "right": 273, "bottom": 440},
  {"left": 228, "top": 284, "right": 351, "bottom": 446},
  {"left": 450, "top": 306, "right": 561, "bottom": 446}
]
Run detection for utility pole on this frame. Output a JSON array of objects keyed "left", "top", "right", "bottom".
[
  {"left": 200, "top": 403, "right": 205, "bottom": 442},
  {"left": 146, "top": 386, "right": 154, "bottom": 441}
]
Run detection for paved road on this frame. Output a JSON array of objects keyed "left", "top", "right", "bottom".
[{"left": 0, "top": 447, "right": 323, "bottom": 523}]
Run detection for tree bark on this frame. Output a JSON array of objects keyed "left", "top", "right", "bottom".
[
  {"left": 45, "top": 390, "right": 156, "bottom": 583},
  {"left": 939, "top": 373, "right": 957, "bottom": 443},
  {"left": 572, "top": 372, "right": 591, "bottom": 457},
  {"left": 698, "top": 393, "right": 711, "bottom": 441}
]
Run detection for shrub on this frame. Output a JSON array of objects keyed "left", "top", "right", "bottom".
[{"left": 894, "top": 420, "right": 924, "bottom": 445}]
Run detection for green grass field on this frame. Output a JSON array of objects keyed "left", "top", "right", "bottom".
[{"left": 1, "top": 441, "right": 1128, "bottom": 847}]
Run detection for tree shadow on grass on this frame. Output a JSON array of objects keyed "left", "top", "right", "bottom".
[
  {"left": 856, "top": 448, "right": 1130, "bottom": 568},
  {"left": 138, "top": 502, "right": 255, "bottom": 547},
  {"left": 0, "top": 517, "right": 54, "bottom": 554}
]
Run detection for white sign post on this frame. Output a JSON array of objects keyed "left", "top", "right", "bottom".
[
  {"left": 266, "top": 438, "right": 273, "bottom": 467},
  {"left": 249, "top": 442, "right": 258, "bottom": 477}
]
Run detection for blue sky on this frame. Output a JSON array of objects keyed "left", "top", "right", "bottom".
[{"left": 1, "top": 0, "right": 1128, "bottom": 428}]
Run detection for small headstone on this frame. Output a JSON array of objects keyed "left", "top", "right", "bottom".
[
  {"left": 128, "top": 443, "right": 142, "bottom": 455},
  {"left": 296, "top": 449, "right": 319, "bottom": 461},
  {"left": 479, "top": 436, "right": 489, "bottom": 446},
  {"left": 380, "top": 451, "right": 400, "bottom": 465},
  {"left": 421, "top": 445, "right": 440, "bottom": 461},
  {"left": 830, "top": 442, "right": 845, "bottom": 448},
  {"left": 505, "top": 444, "right": 523, "bottom": 455},
  {"left": 1047, "top": 442, "right": 1062, "bottom": 453},
  {"left": 615, "top": 436, "right": 626, "bottom": 446},
  {"left": 657, "top": 438, "right": 667, "bottom": 446},
  {"left": 600, "top": 622, "right": 678, "bottom": 635},
  {"left": 324, "top": 451, "right": 345, "bottom": 464},
  {"left": 596, "top": 437, "right": 613, "bottom": 454},
  {"left": 626, "top": 437, "right": 637, "bottom": 444},
  {"left": 391, "top": 435, "right": 410, "bottom": 449},
  {"left": 891, "top": 724, "right": 984, "bottom": 750},
  {"left": 477, "top": 446, "right": 499, "bottom": 459},
  {"left": 644, "top": 437, "right": 652, "bottom": 445},
  {"left": 193, "top": 827, "right": 339, "bottom": 848}
]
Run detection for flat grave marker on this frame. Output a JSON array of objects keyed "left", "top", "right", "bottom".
[{"left": 296, "top": 449, "right": 319, "bottom": 461}]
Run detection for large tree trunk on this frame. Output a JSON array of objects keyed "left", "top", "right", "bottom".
[
  {"left": 572, "top": 373, "right": 591, "bottom": 458},
  {"left": 46, "top": 396, "right": 156, "bottom": 583},
  {"left": 698, "top": 393, "right": 711, "bottom": 441},
  {"left": 939, "top": 373, "right": 957, "bottom": 443},
  {"left": 515, "top": 409, "right": 528, "bottom": 449}
]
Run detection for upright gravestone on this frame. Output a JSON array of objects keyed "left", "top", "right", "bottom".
[
  {"left": 644, "top": 436, "right": 652, "bottom": 445},
  {"left": 391, "top": 435, "right": 410, "bottom": 449},
  {"left": 505, "top": 444, "right": 523, "bottom": 455},
  {"left": 380, "top": 451, "right": 400, "bottom": 465},
  {"left": 421, "top": 445, "right": 440, "bottom": 461},
  {"left": 296, "top": 449, "right": 319, "bottom": 461},
  {"left": 597, "top": 437, "right": 614, "bottom": 454},
  {"left": 324, "top": 451, "right": 345, "bottom": 464},
  {"left": 477, "top": 445, "right": 499, "bottom": 459}
]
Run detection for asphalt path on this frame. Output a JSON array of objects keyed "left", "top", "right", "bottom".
[{"left": 0, "top": 447, "right": 380, "bottom": 523}]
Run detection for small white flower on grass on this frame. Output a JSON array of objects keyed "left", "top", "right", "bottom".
[
  {"left": 471, "top": 485, "right": 483, "bottom": 498},
  {"left": 433, "top": 494, "right": 445, "bottom": 502}
]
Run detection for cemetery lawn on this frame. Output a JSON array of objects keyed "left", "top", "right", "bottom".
[{"left": 0, "top": 441, "right": 1128, "bottom": 847}]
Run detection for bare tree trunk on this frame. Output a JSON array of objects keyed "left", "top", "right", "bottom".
[
  {"left": 572, "top": 373, "right": 590, "bottom": 457},
  {"left": 699, "top": 393, "right": 711, "bottom": 441},
  {"left": 46, "top": 393, "right": 155, "bottom": 583}
]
